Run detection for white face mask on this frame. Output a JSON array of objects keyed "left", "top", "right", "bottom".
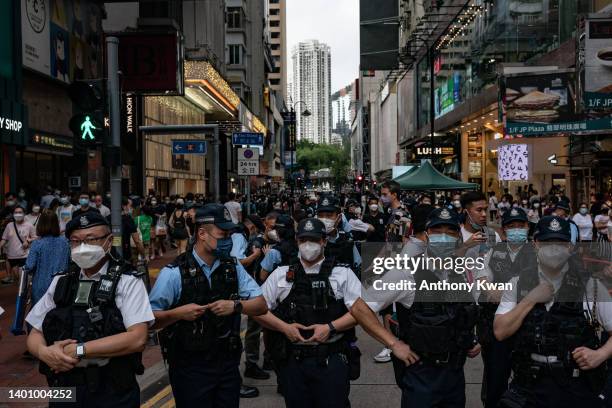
[
  {"left": 13, "top": 213, "right": 24, "bottom": 222},
  {"left": 537, "top": 244, "right": 570, "bottom": 271},
  {"left": 369, "top": 204, "right": 379, "bottom": 212},
  {"left": 299, "top": 241, "right": 323, "bottom": 262},
  {"left": 71, "top": 243, "right": 107, "bottom": 269},
  {"left": 353, "top": 207, "right": 362, "bottom": 216},
  {"left": 318, "top": 217, "right": 336, "bottom": 234},
  {"left": 32, "top": 206, "right": 41, "bottom": 213}
]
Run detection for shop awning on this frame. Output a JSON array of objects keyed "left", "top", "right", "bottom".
[{"left": 393, "top": 160, "right": 478, "bottom": 190}]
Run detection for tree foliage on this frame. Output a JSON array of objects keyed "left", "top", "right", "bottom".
[{"left": 295, "top": 140, "right": 350, "bottom": 186}]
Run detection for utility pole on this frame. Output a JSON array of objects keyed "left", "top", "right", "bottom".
[{"left": 107, "top": 36, "right": 122, "bottom": 255}]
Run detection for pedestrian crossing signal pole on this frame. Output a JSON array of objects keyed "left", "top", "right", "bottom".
[{"left": 107, "top": 36, "right": 123, "bottom": 256}]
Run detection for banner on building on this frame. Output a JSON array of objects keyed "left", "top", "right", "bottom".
[
  {"left": 581, "top": 15, "right": 612, "bottom": 131},
  {"left": 22, "top": 0, "right": 103, "bottom": 83},
  {"left": 498, "top": 144, "right": 529, "bottom": 181},
  {"left": 359, "top": 0, "right": 399, "bottom": 70}
]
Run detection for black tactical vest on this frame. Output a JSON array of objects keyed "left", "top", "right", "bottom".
[
  {"left": 158, "top": 252, "right": 241, "bottom": 364},
  {"left": 40, "top": 258, "right": 143, "bottom": 390},
  {"left": 513, "top": 261, "right": 602, "bottom": 380},
  {"left": 488, "top": 243, "right": 535, "bottom": 284},
  {"left": 325, "top": 232, "right": 355, "bottom": 267},
  {"left": 397, "top": 267, "right": 479, "bottom": 362},
  {"left": 273, "top": 240, "right": 299, "bottom": 269}
]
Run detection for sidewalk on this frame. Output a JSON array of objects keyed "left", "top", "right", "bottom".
[{"left": 0, "top": 249, "right": 178, "bottom": 393}]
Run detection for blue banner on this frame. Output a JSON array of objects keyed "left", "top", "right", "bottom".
[{"left": 172, "top": 140, "right": 206, "bottom": 154}]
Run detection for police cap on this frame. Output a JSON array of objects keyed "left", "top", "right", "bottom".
[
  {"left": 317, "top": 195, "right": 340, "bottom": 213},
  {"left": 194, "top": 203, "right": 236, "bottom": 231},
  {"left": 502, "top": 207, "right": 528, "bottom": 226},
  {"left": 534, "top": 216, "right": 571, "bottom": 242},
  {"left": 65, "top": 212, "right": 110, "bottom": 237},
  {"left": 425, "top": 207, "right": 460, "bottom": 230},
  {"left": 296, "top": 218, "right": 326, "bottom": 239}
]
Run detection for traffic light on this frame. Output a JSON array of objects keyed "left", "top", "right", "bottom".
[
  {"left": 357, "top": 175, "right": 363, "bottom": 182},
  {"left": 68, "top": 81, "right": 105, "bottom": 147}
]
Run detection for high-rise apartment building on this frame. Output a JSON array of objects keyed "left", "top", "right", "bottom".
[
  {"left": 267, "top": 0, "right": 287, "bottom": 95},
  {"left": 291, "top": 40, "right": 331, "bottom": 144}
]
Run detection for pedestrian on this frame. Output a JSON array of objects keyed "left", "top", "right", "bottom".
[
  {"left": 122, "top": 197, "right": 145, "bottom": 262},
  {"left": 572, "top": 202, "right": 593, "bottom": 242},
  {"left": 460, "top": 191, "right": 501, "bottom": 257},
  {"left": 380, "top": 181, "right": 411, "bottom": 243},
  {"left": 256, "top": 218, "right": 362, "bottom": 408},
  {"left": 39, "top": 186, "right": 55, "bottom": 209},
  {"left": 350, "top": 208, "right": 481, "bottom": 408},
  {"left": 553, "top": 200, "right": 580, "bottom": 243},
  {"left": 25, "top": 212, "right": 154, "bottom": 407},
  {"left": 17, "top": 188, "right": 28, "bottom": 210},
  {"left": 225, "top": 192, "right": 243, "bottom": 224},
  {"left": 475, "top": 208, "right": 533, "bottom": 407},
  {"left": 24, "top": 210, "right": 70, "bottom": 307},
  {"left": 494, "top": 216, "right": 611, "bottom": 408},
  {"left": 72, "top": 192, "right": 99, "bottom": 218},
  {"left": 25, "top": 203, "right": 42, "bottom": 227},
  {"left": 362, "top": 196, "right": 386, "bottom": 242},
  {"left": 527, "top": 200, "right": 541, "bottom": 237},
  {"left": 0, "top": 206, "right": 36, "bottom": 284},
  {"left": 136, "top": 205, "right": 153, "bottom": 261},
  {"left": 152, "top": 197, "right": 167, "bottom": 259},
  {"left": 594, "top": 204, "right": 611, "bottom": 260},
  {"left": 149, "top": 204, "right": 267, "bottom": 408},
  {"left": 92, "top": 194, "right": 111, "bottom": 217},
  {"left": 56, "top": 195, "right": 75, "bottom": 234},
  {"left": 497, "top": 195, "right": 511, "bottom": 218},
  {"left": 169, "top": 199, "right": 189, "bottom": 255}
]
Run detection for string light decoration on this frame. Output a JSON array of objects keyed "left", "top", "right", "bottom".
[
  {"left": 184, "top": 61, "right": 241, "bottom": 109},
  {"left": 435, "top": 2, "right": 487, "bottom": 51}
]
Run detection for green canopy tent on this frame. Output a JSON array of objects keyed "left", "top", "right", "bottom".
[{"left": 393, "top": 160, "right": 479, "bottom": 191}]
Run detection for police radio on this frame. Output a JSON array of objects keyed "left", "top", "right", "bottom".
[{"left": 311, "top": 279, "right": 329, "bottom": 311}]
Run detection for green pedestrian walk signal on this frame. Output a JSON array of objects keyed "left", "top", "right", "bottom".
[
  {"left": 80, "top": 116, "right": 97, "bottom": 140},
  {"left": 69, "top": 113, "right": 103, "bottom": 145},
  {"left": 67, "top": 81, "right": 105, "bottom": 147}
]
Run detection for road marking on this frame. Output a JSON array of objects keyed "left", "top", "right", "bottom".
[{"left": 140, "top": 385, "right": 171, "bottom": 408}]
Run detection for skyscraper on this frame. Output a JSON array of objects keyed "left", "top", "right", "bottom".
[{"left": 291, "top": 40, "right": 331, "bottom": 144}]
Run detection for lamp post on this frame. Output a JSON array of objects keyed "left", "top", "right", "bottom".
[{"left": 288, "top": 101, "right": 311, "bottom": 196}]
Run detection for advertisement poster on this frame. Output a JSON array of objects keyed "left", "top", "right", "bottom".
[
  {"left": 584, "top": 17, "right": 612, "bottom": 130},
  {"left": 504, "top": 71, "right": 582, "bottom": 135},
  {"left": 498, "top": 144, "right": 529, "bottom": 181},
  {"left": 22, "top": 0, "right": 102, "bottom": 83}
]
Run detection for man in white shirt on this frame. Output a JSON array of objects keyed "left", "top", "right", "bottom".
[
  {"left": 224, "top": 192, "right": 242, "bottom": 224},
  {"left": 494, "top": 216, "right": 612, "bottom": 408},
  {"left": 93, "top": 194, "right": 111, "bottom": 218}
]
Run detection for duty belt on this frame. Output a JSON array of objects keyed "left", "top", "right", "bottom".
[
  {"left": 418, "top": 351, "right": 465, "bottom": 367},
  {"left": 288, "top": 340, "right": 347, "bottom": 360}
]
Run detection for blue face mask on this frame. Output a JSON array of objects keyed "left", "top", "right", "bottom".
[
  {"left": 506, "top": 228, "right": 528, "bottom": 244},
  {"left": 214, "top": 237, "right": 233, "bottom": 258},
  {"left": 79, "top": 198, "right": 89, "bottom": 207},
  {"left": 427, "top": 233, "right": 459, "bottom": 257}
]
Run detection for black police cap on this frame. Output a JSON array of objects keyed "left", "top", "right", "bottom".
[
  {"left": 275, "top": 214, "right": 293, "bottom": 230},
  {"left": 317, "top": 195, "right": 340, "bottom": 213},
  {"left": 502, "top": 207, "right": 528, "bottom": 226},
  {"left": 425, "top": 207, "right": 461, "bottom": 230},
  {"left": 296, "top": 218, "right": 326, "bottom": 239},
  {"left": 194, "top": 203, "right": 236, "bottom": 231},
  {"left": 534, "top": 216, "right": 571, "bottom": 242},
  {"left": 65, "top": 212, "right": 110, "bottom": 237}
]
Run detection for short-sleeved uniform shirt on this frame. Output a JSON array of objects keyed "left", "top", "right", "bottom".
[
  {"left": 149, "top": 249, "right": 263, "bottom": 311},
  {"left": 26, "top": 261, "right": 155, "bottom": 331},
  {"left": 261, "top": 257, "right": 362, "bottom": 311},
  {"left": 495, "top": 266, "right": 612, "bottom": 332}
]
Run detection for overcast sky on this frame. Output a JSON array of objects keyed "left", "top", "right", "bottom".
[{"left": 286, "top": 0, "right": 359, "bottom": 92}]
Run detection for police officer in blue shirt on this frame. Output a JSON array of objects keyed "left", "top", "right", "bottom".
[
  {"left": 259, "top": 214, "right": 298, "bottom": 281},
  {"left": 149, "top": 204, "right": 267, "bottom": 408}
]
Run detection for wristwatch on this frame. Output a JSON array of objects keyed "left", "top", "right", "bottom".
[
  {"left": 327, "top": 322, "right": 337, "bottom": 336},
  {"left": 233, "top": 299, "right": 243, "bottom": 314},
  {"left": 76, "top": 343, "right": 86, "bottom": 360}
]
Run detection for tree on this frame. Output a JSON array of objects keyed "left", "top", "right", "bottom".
[{"left": 296, "top": 140, "right": 350, "bottom": 188}]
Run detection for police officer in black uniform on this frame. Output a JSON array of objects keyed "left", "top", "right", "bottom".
[
  {"left": 26, "top": 212, "right": 154, "bottom": 407},
  {"left": 475, "top": 207, "right": 534, "bottom": 407},
  {"left": 495, "top": 216, "right": 612, "bottom": 408},
  {"left": 256, "top": 218, "right": 362, "bottom": 408},
  {"left": 351, "top": 208, "right": 481, "bottom": 408},
  {"left": 148, "top": 204, "right": 267, "bottom": 408},
  {"left": 316, "top": 195, "right": 361, "bottom": 273}
]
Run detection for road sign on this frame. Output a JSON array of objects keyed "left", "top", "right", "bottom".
[
  {"left": 237, "top": 147, "right": 260, "bottom": 175},
  {"left": 232, "top": 132, "right": 264, "bottom": 146},
  {"left": 172, "top": 140, "right": 207, "bottom": 155}
]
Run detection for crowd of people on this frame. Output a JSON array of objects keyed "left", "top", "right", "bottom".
[{"left": 2, "top": 182, "right": 612, "bottom": 408}]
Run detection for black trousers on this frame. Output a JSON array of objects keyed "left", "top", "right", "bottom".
[
  {"left": 49, "top": 382, "right": 140, "bottom": 408},
  {"left": 169, "top": 357, "right": 241, "bottom": 408},
  {"left": 278, "top": 353, "right": 350, "bottom": 408},
  {"left": 480, "top": 338, "right": 513, "bottom": 407},
  {"left": 500, "top": 376, "right": 605, "bottom": 408},
  {"left": 399, "top": 361, "right": 466, "bottom": 408}
]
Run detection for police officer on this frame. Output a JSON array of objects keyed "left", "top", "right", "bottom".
[
  {"left": 316, "top": 195, "right": 361, "bottom": 272},
  {"left": 350, "top": 208, "right": 481, "bottom": 408},
  {"left": 362, "top": 196, "right": 386, "bottom": 243},
  {"left": 148, "top": 204, "right": 267, "bottom": 408},
  {"left": 255, "top": 218, "right": 362, "bottom": 408},
  {"left": 494, "top": 216, "right": 612, "bottom": 408},
  {"left": 475, "top": 207, "right": 534, "bottom": 407},
  {"left": 25, "top": 212, "right": 154, "bottom": 407},
  {"left": 259, "top": 213, "right": 298, "bottom": 281}
]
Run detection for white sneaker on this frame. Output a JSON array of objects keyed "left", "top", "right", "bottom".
[{"left": 373, "top": 347, "right": 392, "bottom": 363}]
